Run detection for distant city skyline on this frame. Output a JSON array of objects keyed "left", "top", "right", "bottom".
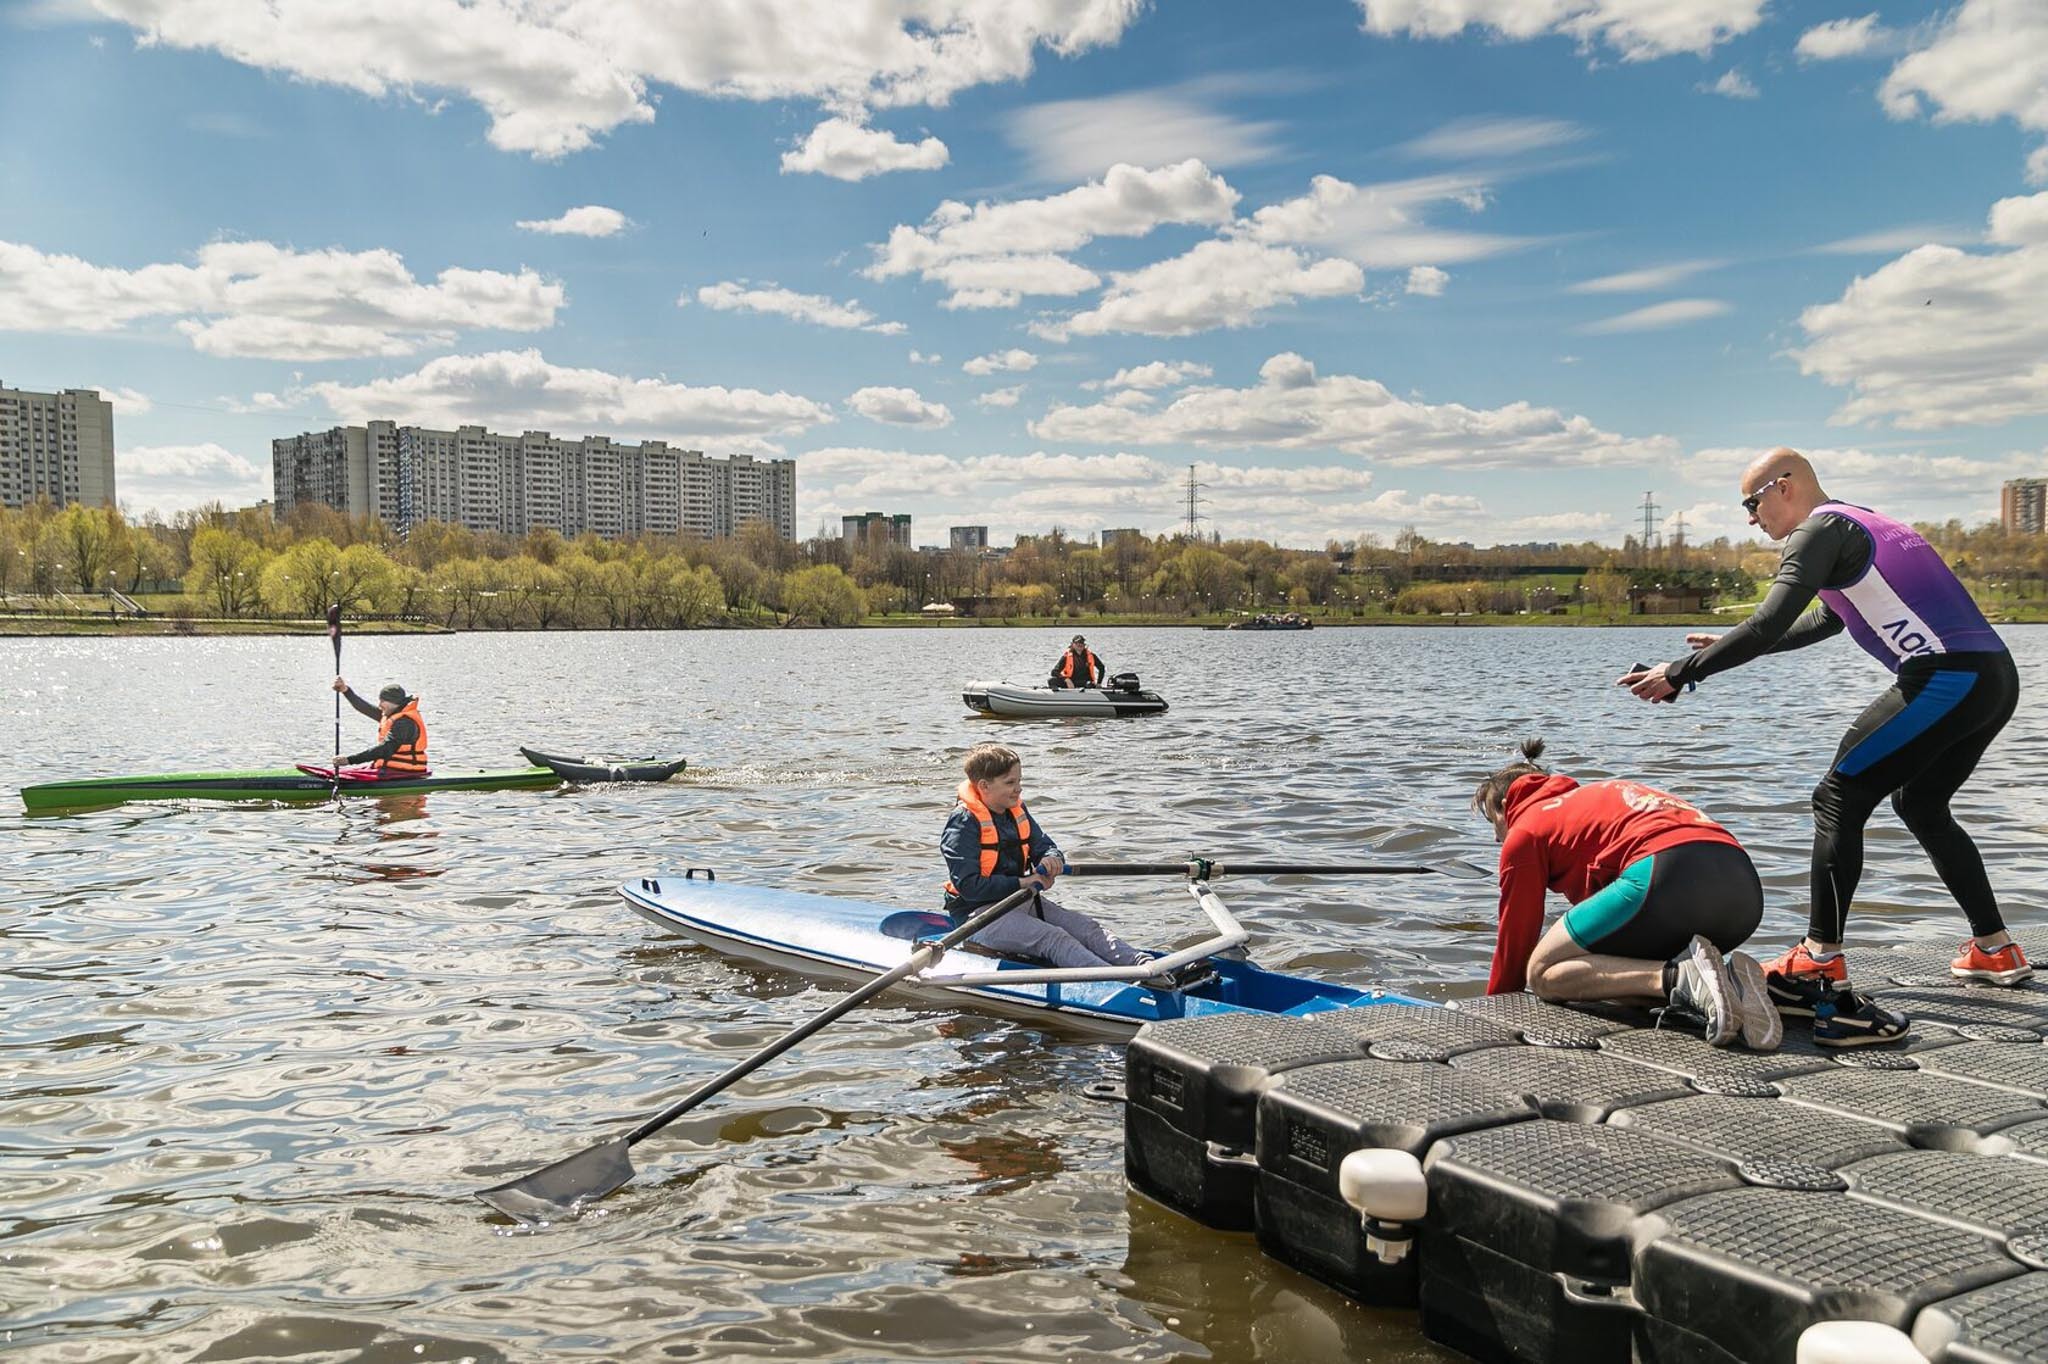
[{"left": 3, "top": 3, "right": 2045, "bottom": 546}]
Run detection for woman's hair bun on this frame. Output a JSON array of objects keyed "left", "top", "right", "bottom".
[{"left": 1519, "top": 737, "right": 1546, "bottom": 765}]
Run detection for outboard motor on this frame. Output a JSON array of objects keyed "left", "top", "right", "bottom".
[{"left": 1108, "top": 671, "right": 1142, "bottom": 694}]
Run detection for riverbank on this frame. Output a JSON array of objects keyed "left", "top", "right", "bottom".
[{"left": 0, "top": 615, "right": 451, "bottom": 637}]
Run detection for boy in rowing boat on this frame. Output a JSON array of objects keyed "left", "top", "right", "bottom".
[
  {"left": 941, "top": 743, "right": 1175, "bottom": 978},
  {"left": 1473, "top": 739, "right": 1782, "bottom": 1050}
]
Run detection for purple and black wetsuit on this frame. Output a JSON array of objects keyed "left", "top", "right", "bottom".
[{"left": 1667, "top": 503, "right": 2017, "bottom": 945}]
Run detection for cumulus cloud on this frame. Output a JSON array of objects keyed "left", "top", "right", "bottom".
[
  {"left": 693, "top": 280, "right": 904, "bottom": 333},
  {"left": 1796, "top": 14, "right": 1897, "bottom": 61},
  {"left": 976, "top": 386, "right": 1024, "bottom": 408},
  {"left": 1083, "top": 359, "right": 1213, "bottom": 391},
  {"left": 1793, "top": 192, "right": 2048, "bottom": 429},
  {"left": 1405, "top": 265, "right": 1449, "bottom": 295},
  {"left": 963, "top": 348, "right": 1037, "bottom": 376},
  {"left": 91, "top": 0, "right": 1144, "bottom": 158},
  {"left": 908, "top": 349, "right": 943, "bottom": 365},
  {"left": 1400, "top": 115, "right": 1587, "bottom": 160},
  {"left": 1031, "top": 351, "right": 1677, "bottom": 468},
  {"left": 1005, "top": 83, "right": 1285, "bottom": 181},
  {"left": 1878, "top": 0, "right": 2048, "bottom": 137},
  {"left": 780, "top": 116, "right": 948, "bottom": 180},
  {"left": 847, "top": 385, "right": 952, "bottom": 427},
  {"left": 302, "top": 349, "right": 834, "bottom": 450},
  {"left": 867, "top": 159, "right": 1238, "bottom": 306},
  {"left": 0, "top": 237, "right": 561, "bottom": 358},
  {"left": 1569, "top": 260, "right": 1721, "bottom": 292},
  {"left": 925, "top": 254, "right": 1100, "bottom": 310},
  {"left": 1048, "top": 239, "right": 1362, "bottom": 339},
  {"left": 1579, "top": 299, "right": 1731, "bottom": 333},
  {"left": 1236, "top": 171, "right": 1533, "bottom": 269},
  {"left": 100, "top": 385, "right": 152, "bottom": 414},
  {"left": 118, "top": 441, "right": 268, "bottom": 518},
  {"left": 1353, "top": 0, "right": 1767, "bottom": 61},
  {"left": 1699, "top": 69, "right": 1759, "bottom": 99},
  {"left": 516, "top": 204, "right": 629, "bottom": 236}
]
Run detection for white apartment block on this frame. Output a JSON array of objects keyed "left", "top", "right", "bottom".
[
  {"left": 0, "top": 383, "right": 116, "bottom": 510},
  {"left": 274, "top": 423, "right": 795, "bottom": 541}
]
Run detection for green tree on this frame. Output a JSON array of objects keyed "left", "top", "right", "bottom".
[
  {"left": 188, "top": 528, "right": 272, "bottom": 617},
  {"left": 782, "top": 564, "right": 865, "bottom": 626}
]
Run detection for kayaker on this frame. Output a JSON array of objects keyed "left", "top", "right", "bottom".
[
  {"left": 330, "top": 676, "right": 429, "bottom": 776},
  {"left": 1473, "top": 739, "right": 1781, "bottom": 1050},
  {"left": 1619, "top": 447, "right": 2022, "bottom": 1039},
  {"left": 1048, "top": 636, "right": 1105, "bottom": 689},
  {"left": 942, "top": 743, "right": 1205, "bottom": 986}
]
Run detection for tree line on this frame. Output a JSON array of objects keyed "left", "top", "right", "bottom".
[{"left": 3, "top": 498, "right": 2042, "bottom": 629}]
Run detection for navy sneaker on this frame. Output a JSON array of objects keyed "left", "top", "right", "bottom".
[{"left": 1812, "top": 983, "right": 1910, "bottom": 1047}]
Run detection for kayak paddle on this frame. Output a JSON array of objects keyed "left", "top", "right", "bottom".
[
  {"left": 1064, "top": 858, "right": 1492, "bottom": 881},
  {"left": 472, "top": 883, "right": 1041, "bottom": 1223},
  {"left": 326, "top": 603, "right": 342, "bottom": 796}
]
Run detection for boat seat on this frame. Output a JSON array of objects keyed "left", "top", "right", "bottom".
[{"left": 877, "top": 910, "right": 1057, "bottom": 966}]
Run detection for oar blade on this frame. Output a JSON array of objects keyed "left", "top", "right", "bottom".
[{"left": 474, "top": 1136, "right": 634, "bottom": 1223}]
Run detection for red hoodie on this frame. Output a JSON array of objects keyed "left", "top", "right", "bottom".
[{"left": 1487, "top": 772, "right": 1739, "bottom": 994}]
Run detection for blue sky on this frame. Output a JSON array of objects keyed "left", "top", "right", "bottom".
[{"left": 2, "top": 0, "right": 2045, "bottom": 548}]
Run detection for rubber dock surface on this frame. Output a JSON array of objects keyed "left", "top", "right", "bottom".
[{"left": 1124, "top": 937, "right": 2048, "bottom": 1363}]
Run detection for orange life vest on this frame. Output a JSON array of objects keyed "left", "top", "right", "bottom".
[
  {"left": 1058, "top": 648, "right": 1102, "bottom": 684},
  {"left": 376, "top": 699, "right": 429, "bottom": 775},
  {"left": 943, "top": 777, "right": 1032, "bottom": 898}
]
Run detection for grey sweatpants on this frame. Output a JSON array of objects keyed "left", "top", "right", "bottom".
[{"left": 966, "top": 895, "right": 1147, "bottom": 969}]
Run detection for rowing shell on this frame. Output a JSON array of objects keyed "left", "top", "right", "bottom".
[{"left": 617, "top": 874, "right": 1422, "bottom": 1039}]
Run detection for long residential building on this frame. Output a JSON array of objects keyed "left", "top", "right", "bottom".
[
  {"left": 2003, "top": 478, "right": 2047, "bottom": 535},
  {"left": 0, "top": 382, "right": 116, "bottom": 510},
  {"left": 273, "top": 422, "right": 795, "bottom": 540}
]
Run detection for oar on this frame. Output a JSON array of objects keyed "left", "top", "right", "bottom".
[
  {"left": 1064, "top": 858, "right": 1492, "bottom": 881},
  {"left": 473, "top": 883, "right": 1041, "bottom": 1223},
  {"left": 326, "top": 603, "right": 343, "bottom": 795}
]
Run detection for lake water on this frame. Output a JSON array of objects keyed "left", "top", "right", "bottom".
[{"left": 4, "top": 625, "right": 2045, "bottom": 1362}]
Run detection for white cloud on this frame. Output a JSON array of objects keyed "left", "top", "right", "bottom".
[
  {"left": 1700, "top": 69, "right": 1759, "bottom": 99},
  {"left": 908, "top": 349, "right": 943, "bottom": 365},
  {"left": 1405, "top": 265, "right": 1449, "bottom": 296},
  {"left": 780, "top": 116, "right": 948, "bottom": 180},
  {"left": 0, "top": 238, "right": 560, "bottom": 358},
  {"left": 1793, "top": 193, "right": 2048, "bottom": 429},
  {"left": 303, "top": 349, "right": 834, "bottom": 449},
  {"left": 847, "top": 385, "right": 952, "bottom": 427},
  {"left": 91, "top": 0, "right": 1144, "bottom": 158},
  {"left": 1812, "top": 224, "right": 1968, "bottom": 255},
  {"left": 693, "top": 280, "right": 903, "bottom": 333},
  {"left": 2030, "top": 145, "right": 2048, "bottom": 186},
  {"left": 1050, "top": 239, "right": 1362, "bottom": 339},
  {"left": 1031, "top": 351, "right": 1677, "bottom": 468},
  {"left": 963, "top": 348, "right": 1038, "bottom": 376},
  {"left": 1501, "top": 511, "right": 1617, "bottom": 536},
  {"left": 1796, "top": 14, "right": 1896, "bottom": 61},
  {"left": 925, "top": 254, "right": 1100, "bottom": 309},
  {"left": 100, "top": 385, "right": 152, "bottom": 414},
  {"left": 1005, "top": 84, "right": 1285, "bottom": 181},
  {"left": 516, "top": 204, "right": 629, "bottom": 236},
  {"left": 1353, "top": 0, "right": 1767, "bottom": 60},
  {"left": 1579, "top": 298, "right": 1731, "bottom": 333},
  {"left": 867, "top": 159, "right": 1239, "bottom": 305},
  {"left": 976, "top": 386, "right": 1024, "bottom": 408},
  {"left": 1237, "top": 172, "right": 1533, "bottom": 269},
  {"left": 1399, "top": 115, "right": 1587, "bottom": 160},
  {"left": 118, "top": 441, "right": 268, "bottom": 518},
  {"left": 1569, "top": 260, "right": 1721, "bottom": 292},
  {"left": 1083, "top": 359, "right": 1213, "bottom": 391},
  {"left": 1879, "top": 0, "right": 2048, "bottom": 139}
]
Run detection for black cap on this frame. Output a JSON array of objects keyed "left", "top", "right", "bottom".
[
  {"left": 377, "top": 684, "right": 408, "bottom": 705},
  {"left": 1071, "top": 635, "right": 1086, "bottom": 645}
]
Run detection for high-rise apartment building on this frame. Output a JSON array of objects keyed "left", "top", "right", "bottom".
[
  {"left": 1099, "top": 527, "right": 1144, "bottom": 551},
  {"left": 842, "top": 511, "right": 912, "bottom": 547},
  {"left": 949, "top": 525, "right": 989, "bottom": 551},
  {"left": 2003, "top": 478, "right": 2047, "bottom": 535},
  {"left": 273, "top": 423, "right": 795, "bottom": 541},
  {"left": 0, "top": 382, "right": 116, "bottom": 509}
]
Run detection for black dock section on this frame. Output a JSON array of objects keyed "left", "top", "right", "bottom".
[{"left": 1123, "top": 940, "right": 2048, "bottom": 1362}]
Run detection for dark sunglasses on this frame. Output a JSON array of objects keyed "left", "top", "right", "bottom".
[{"left": 1741, "top": 473, "right": 1787, "bottom": 515}]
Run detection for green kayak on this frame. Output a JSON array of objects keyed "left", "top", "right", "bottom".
[{"left": 21, "top": 766, "right": 559, "bottom": 812}]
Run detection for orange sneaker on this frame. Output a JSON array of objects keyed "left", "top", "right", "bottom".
[
  {"left": 1763, "top": 941, "right": 1849, "bottom": 1017},
  {"left": 1952, "top": 940, "right": 2034, "bottom": 986}
]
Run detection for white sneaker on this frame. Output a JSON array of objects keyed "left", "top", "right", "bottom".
[
  {"left": 1725, "top": 949, "right": 1784, "bottom": 1052},
  {"left": 1666, "top": 935, "right": 1739, "bottom": 1047}
]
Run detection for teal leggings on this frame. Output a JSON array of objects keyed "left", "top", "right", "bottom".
[{"left": 1561, "top": 842, "right": 1762, "bottom": 960}]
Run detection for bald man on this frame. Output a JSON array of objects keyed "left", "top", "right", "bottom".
[{"left": 1619, "top": 448, "right": 2023, "bottom": 1045}]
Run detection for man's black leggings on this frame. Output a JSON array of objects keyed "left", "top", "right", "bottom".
[{"left": 1809, "top": 650, "right": 2019, "bottom": 944}]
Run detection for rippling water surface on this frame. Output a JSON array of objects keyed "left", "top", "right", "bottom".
[{"left": 5, "top": 625, "right": 2045, "bottom": 1362}]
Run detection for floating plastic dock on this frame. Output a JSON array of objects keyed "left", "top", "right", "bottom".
[{"left": 1124, "top": 939, "right": 2048, "bottom": 1363}]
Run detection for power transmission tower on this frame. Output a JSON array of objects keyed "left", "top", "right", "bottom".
[
  {"left": 1670, "top": 511, "right": 1687, "bottom": 566},
  {"left": 1184, "top": 464, "right": 1207, "bottom": 540},
  {"left": 1638, "top": 491, "right": 1659, "bottom": 566}
]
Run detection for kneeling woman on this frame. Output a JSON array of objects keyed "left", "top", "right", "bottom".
[{"left": 1473, "top": 739, "right": 1778, "bottom": 1050}]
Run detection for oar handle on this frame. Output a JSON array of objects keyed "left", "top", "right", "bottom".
[
  {"left": 1064, "top": 860, "right": 1486, "bottom": 879},
  {"left": 622, "top": 885, "right": 1037, "bottom": 1147}
]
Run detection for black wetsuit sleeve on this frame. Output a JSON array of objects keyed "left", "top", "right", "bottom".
[
  {"left": 341, "top": 688, "right": 382, "bottom": 720},
  {"left": 1667, "top": 514, "right": 1865, "bottom": 687},
  {"left": 342, "top": 715, "right": 415, "bottom": 766}
]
